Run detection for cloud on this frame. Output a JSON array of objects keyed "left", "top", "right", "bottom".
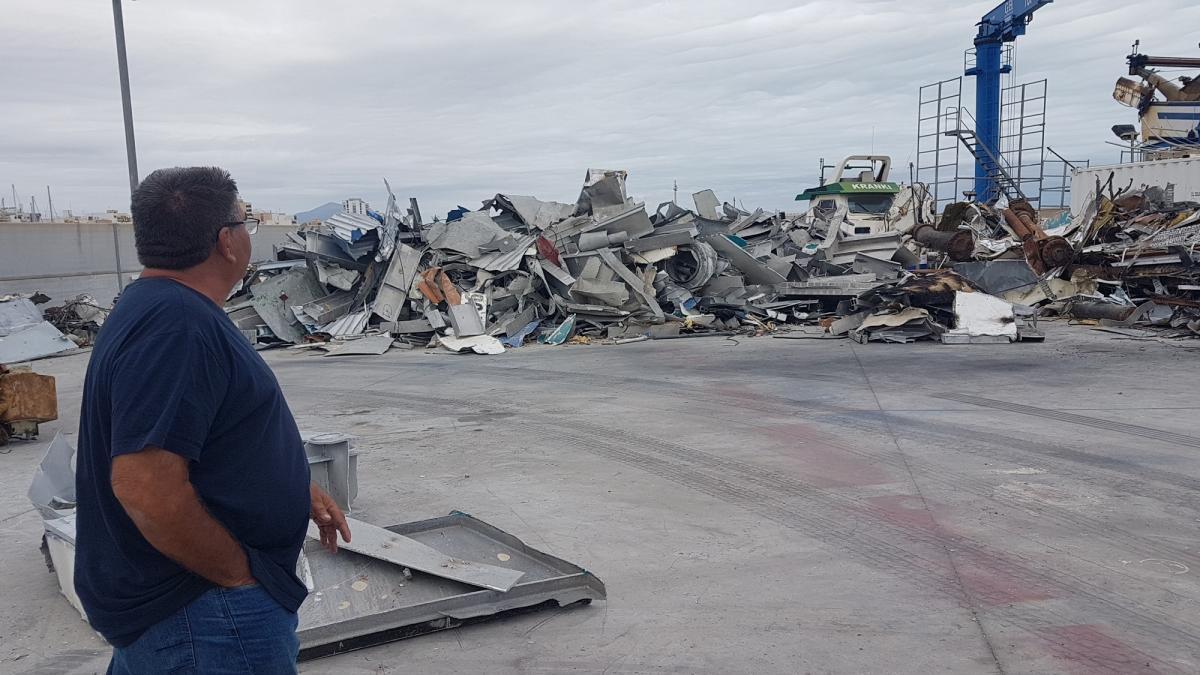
[{"left": 2, "top": 0, "right": 1197, "bottom": 217}]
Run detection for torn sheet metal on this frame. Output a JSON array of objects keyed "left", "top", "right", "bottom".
[
  {"left": 701, "top": 234, "right": 788, "bottom": 286},
  {"left": 383, "top": 318, "right": 435, "bottom": 334},
  {"left": 301, "top": 292, "right": 356, "bottom": 326},
  {"left": 424, "top": 212, "right": 507, "bottom": 257},
  {"left": 468, "top": 235, "right": 536, "bottom": 272},
  {"left": 323, "top": 334, "right": 394, "bottom": 357},
  {"left": 571, "top": 278, "right": 630, "bottom": 307},
  {"left": 499, "top": 320, "right": 541, "bottom": 347},
  {"left": 595, "top": 204, "right": 654, "bottom": 240},
  {"left": 314, "top": 263, "right": 360, "bottom": 292},
  {"left": 692, "top": 190, "right": 721, "bottom": 220},
  {"left": 852, "top": 254, "right": 904, "bottom": 279},
  {"left": 438, "top": 334, "right": 505, "bottom": 355},
  {"left": 853, "top": 307, "right": 941, "bottom": 343},
  {"left": 0, "top": 322, "right": 77, "bottom": 363},
  {"left": 596, "top": 248, "right": 665, "bottom": 322},
  {"left": 484, "top": 194, "right": 574, "bottom": 230},
  {"left": 305, "top": 231, "right": 371, "bottom": 268},
  {"left": 250, "top": 267, "right": 327, "bottom": 343},
  {"left": 28, "top": 431, "right": 76, "bottom": 519},
  {"left": 373, "top": 243, "right": 424, "bottom": 323},
  {"left": 575, "top": 169, "right": 629, "bottom": 216},
  {"left": 951, "top": 260, "right": 1040, "bottom": 297},
  {"left": 541, "top": 315, "right": 576, "bottom": 345},
  {"left": 448, "top": 304, "right": 485, "bottom": 337},
  {"left": 498, "top": 305, "right": 539, "bottom": 337},
  {"left": 325, "top": 212, "right": 381, "bottom": 243},
  {"left": 625, "top": 228, "right": 699, "bottom": 253},
  {"left": 320, "top": 309, "right": 371, "bottom": 338},
  {"left": 823, "top": 231, "right": 903, "bottom": 266},
  {"left": 296, "top": 513, "right": 606, "bottom": 660}
]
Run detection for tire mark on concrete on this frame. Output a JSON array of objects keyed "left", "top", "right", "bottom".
[
  {"left": 932, "top": 393, "right": 1200, "bottom": 449},
  {"left": 365, "top": 364, "right": 1200, "bottom": 569},
  {"left": 325, "top": 388, "right": 1199, "bottom": 671}
]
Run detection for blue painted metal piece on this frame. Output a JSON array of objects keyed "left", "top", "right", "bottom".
[{"left": 966, "top": 0, "right": 1053, "bottom": 203}]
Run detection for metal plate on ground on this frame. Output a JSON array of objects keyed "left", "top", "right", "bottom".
[
  {"left": 297, "top": 512, "right": 606, "bottom": 660},
  {"left": 310, "top": 516, "right": 525, "bottom": 591}
]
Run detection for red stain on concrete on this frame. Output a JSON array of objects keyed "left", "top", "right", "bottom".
[
  {"left": 864, "top": 494, "right": 1054, "bottom": 606},
  {"left": 1043, "top": 624, "right": 1166, "bottom": 674},
  {"left": 759, "top": 422, "right": 895, "bottom": 488}
]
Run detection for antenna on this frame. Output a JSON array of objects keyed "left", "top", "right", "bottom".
[
  {"left": 672, "top": 180, "right": 678, "bottom": 204},
  {"left": 47, "top": 186, "right": 55, "bottom": 222},
  {"left": 11, "top": 184, "right": 18, "bottom": 213}
]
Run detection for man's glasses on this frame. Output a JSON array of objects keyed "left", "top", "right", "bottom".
[{"left": 225, "top": 216, "right": 260, "bottom": 236}]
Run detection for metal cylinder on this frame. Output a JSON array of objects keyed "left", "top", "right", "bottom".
[
  {"left": 1001, "top": 209, "right": 1035, "bottom": 240},
  {"left": 1038, "top": 236, "right": 1073, "bottom": 269},
  {"left": 1064, "top": 301, "right": 1135, "bottom": 322},
  {"left": 577, "top": 232, "right": 610, "bottom": 252},
  {"left": 911, "top": 225, "right": 976, "bottom": 261}
]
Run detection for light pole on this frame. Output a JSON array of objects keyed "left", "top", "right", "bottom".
[{"left": 110, "top": 0, "right": 136, "bottom": 291}]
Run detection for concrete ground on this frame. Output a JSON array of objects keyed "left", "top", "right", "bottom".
[{"left": 3, "top": 322, "right": 1200, "bottom": 674}]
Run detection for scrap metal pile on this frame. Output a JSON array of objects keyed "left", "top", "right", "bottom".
[
  {"left": 909, "top": 178, "right": 1200, "bottom": 340},
  {"left": 1056, "top": 180, "right": 1200, "bottom": 336},
  {"left": 226, "top": 169, "right": 986, "bottom": 353}
]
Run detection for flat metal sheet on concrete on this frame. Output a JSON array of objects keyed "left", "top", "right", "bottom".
[
  {"left": 298, "top": 513, "right": 605, "bottom": 660},
  {"left": 0, "top": 321, "right": 77, "bottom": 363},
  {"left": 312, "top": 516, "right": 526, "bottom": 591},
  {"left": 0, "top": 298, "right": 44, "bottom": 336}
]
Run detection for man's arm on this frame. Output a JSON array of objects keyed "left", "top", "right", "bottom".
[{"left": 111, "top": 447, "right": 254, "bottom": 587}]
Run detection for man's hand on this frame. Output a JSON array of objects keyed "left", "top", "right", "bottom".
[{"left": 310, "top": 482, "right": 351, "bottom": 553}]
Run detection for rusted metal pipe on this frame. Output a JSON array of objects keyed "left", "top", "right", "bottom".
[
  {"left": 1002, "top": 208, "right": 1036, "bottom": 240},
  {"left": 911, "top": 225, "right": 976, "bottom": 261},
  {"left": 1038, "top": 236, "right": 1074, "bottom": 269}
]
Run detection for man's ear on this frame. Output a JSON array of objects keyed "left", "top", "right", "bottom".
[{"left": 215, "top": 227, "right": 238, "bottom": 264}]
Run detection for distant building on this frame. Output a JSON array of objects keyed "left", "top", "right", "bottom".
[
  {"left": 343, "top": 198, "right": 369, "bottom": 216},
  {"left": 256, "top": 211, "right": 296, "bottom": 227}
]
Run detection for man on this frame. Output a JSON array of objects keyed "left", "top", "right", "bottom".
[{"left": 75, "top": 166, "right": 350, "bottom": 674}]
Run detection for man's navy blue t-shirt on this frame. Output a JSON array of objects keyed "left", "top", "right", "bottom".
[{"left": 74, "top": 277, "right": 311, "bottom": 647}]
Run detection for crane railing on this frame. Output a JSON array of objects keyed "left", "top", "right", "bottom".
[{"left": 941, "top": 106, "right": 1028, "bottom": 202}]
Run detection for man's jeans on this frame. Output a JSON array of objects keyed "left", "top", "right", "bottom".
[{"left": 107, "top": 585, "right": 299, "bottom": 674}]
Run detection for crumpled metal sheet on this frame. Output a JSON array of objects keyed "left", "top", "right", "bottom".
[
  {"left": 250, "top": 268, "right": 327, "bottom": 343},
  {"left": 28, "top": 431, "right": 76, "bottom": 520},
  {"left": 484, "top": 194, "right": 574, "bottom": 230},
  {"left": 320, "top": 309, "right": 371, "bottom": 338},
  {"left": 424, "top": 212, "right": 508, "bottom": 257}
]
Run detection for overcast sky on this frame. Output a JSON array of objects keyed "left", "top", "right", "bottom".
[{"left": 3, "top": 0, "right": 1197, "bottom": 218}]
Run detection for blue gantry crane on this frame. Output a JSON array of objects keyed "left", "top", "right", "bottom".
[{"left": 965, "top": 0, "right": 1054, "bottom": 203}]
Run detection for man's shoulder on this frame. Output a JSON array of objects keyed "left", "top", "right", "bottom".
[
  {"left": 112, "top": 279, "right": 219, "bottom": 326},
  {"left": 96, "top": 280, "right": 226, "bottom": 356}
]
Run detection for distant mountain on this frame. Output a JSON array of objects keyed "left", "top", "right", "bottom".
[{"left": 294, "top": 202, "right": 341, "bottom": 223}]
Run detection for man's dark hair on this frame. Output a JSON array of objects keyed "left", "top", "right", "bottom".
[{"left": 132, "top": 167, "right": 239, "bottom": 270}]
